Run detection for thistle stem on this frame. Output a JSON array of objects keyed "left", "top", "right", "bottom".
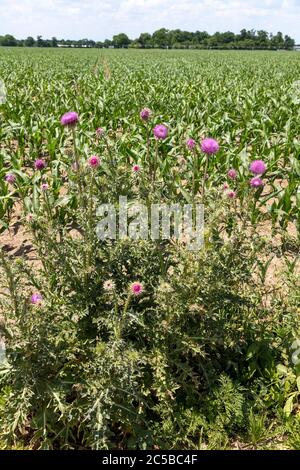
[
  {"left": 201, "top": 155, "right": 209, "bottom": 202},
  {"left": 192, "top": 148, "right": 198, "bottom": 198},
  {"left": 153, "top": 139, "right": 158, "bottom": 183},
  {"left": 115, "top": 292, "right": 132, "bottom": 340},
  {"left": 72, "top": 127, "right": 84, "bottom": 208},
  {"left": 86, "top": 171, "right": 95, "bottom": 269}
]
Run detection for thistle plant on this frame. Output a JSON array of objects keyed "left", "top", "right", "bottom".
[{"left": 0, "top": 49, "right": 299, "bottom": 451}]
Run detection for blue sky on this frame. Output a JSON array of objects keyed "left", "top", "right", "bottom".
[{"left": 0, "top": 0, "right": 299, "bottom": 42}]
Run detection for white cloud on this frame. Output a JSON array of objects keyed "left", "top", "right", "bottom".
[{"left": 0, "top": 0, "right": 299, "bottom": 41}]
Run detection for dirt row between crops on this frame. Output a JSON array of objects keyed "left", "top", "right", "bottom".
[{"left": 1, "top": 205, "right": 298, "bottom": 295}]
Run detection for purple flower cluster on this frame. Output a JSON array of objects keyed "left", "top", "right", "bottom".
[
  {"left": 34, "top": 159, "right": 46, "bottom": 171},
  {"left": 186, "top": 138, "right": 196, "bottom": 150},
  {"left": 132, "top": 164, "right": 140, "bottom": 173},
  {"left": 201, "top": 138, "right": 219, "bottom": 155},
  {"left": 227, "top": 190, "right": 236, "bottom": 199},
  {"left": 96, "top": 127, "right": 104, "bottom": 137},
  {"left": 185, "top": 137, "right": 220, "bottom": 154},
  {"left": 88, "top": 155, "right": 101, "bottom": 168},
  {"left": 249, "top": 160, "right": 267, "bottom": 175},
  {"left": 249, "top": 160, "right": 266, "bottom": 188},
  {"left": 153, "top": 124, "right": 168, "bottom": 140},
  {"left": 130, "top": 282, "right": 144, "bottom": 295},
  {"left": 61, "top": 111, "right": 79, "bottom": 127},
  {"left": 227, "top": 169, "right": 237, "bottom": 180},
  {"left": 225, "top": 158, "right": 267, "bottom": 195},
  {"left": 31, "top": 293, "right": 43, "bottom": 305},
  {"left": 250, "top": 177, "right": 264, "bottom": 188},
  {"left": 140, "top": 108, "right": 152, "bottom": 121},
  {"left": 5, "top": 173, "right": 16, "bottom": 184}
]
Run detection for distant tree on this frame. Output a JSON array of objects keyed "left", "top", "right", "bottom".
[
  {"left": 239, "top": 29, "right": 248, "bottom": 40},
  {"left": 152, "top": 28, "right": 169, "bottom": 48},
  {"left": 138, "top": 32, "right": 152, "bottom": 48},
  {"left": 129, "top": 39, "right": 141, "bottom": 48},
  {"left": 51, "top": 37, "right": 58, "bottom": 47},
  {"left": 248, "top": 29, "right": 257, "bottom": 40},
  {"left": 257, "top": 30, "right": 268, "bottom": 42},
  {"left": 43, "top": 39, "right": 52, "bottom": 47},
  {"left": 103, "top": 39, "right": 112, "bottom": 48},
  {"left": 0, "top": 28, "right": 296, "bottom": 50},
  {"left": 270, "top": 31, "right": 284, "bottom": 49},
  {"left": 255, "top": 30, "right": 268, "bottom": 48},
  {"left": 219, "top": 31, "right": 236, "bottom": 44},
  {"left": 193, "top": 31, "right": 209, "bottom": 43},
  {"left": 36, "top": 35, "right": 44, "bottom": 47},
  {"left": 0, "top": 34, "right": 17, "bottom": 46},
  {"left": 208, "top": 32, "right": 222, "bottom": 47},
  {"left": 168, "top": 29, "right": 181, "bottom": 45},
  {"left": 25, "top": 36, "right": 35, "bottom": 47},
  {"left": 112, "top": 33, "right": 130, "bottom": 48},
  {"left": 284, "top": 35, "right": 295, "bottom": 49}
]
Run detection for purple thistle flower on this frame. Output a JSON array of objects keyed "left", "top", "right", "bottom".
[
  {"left": 250, "top": 177, "right": 264, "bottom": 188},
  {"left": 200, "top": 138, "right": 219, "bottom": 155},
  {"left": 34, "top": 159, "right": 46, "bottom": 171},
  {"left": 153, "top": 124, "right": 168, "bottom": 140},
  {"left": 227, "top": 190, "right": 236, "bottom": 199},
  {"left": 249, "top": 160, "right": 267, "bottom": 175},
  {"left": 60, "top": 111, "right": 79, "bottom": 127},
  {"left": 96, "top": 127, "right": 104, "bottom": 137},
  {"left": 140, "top": 108, "right": 152, "bottom": 121},
  {"left": 227, "top": 169, "right": 237, "bottom": 180},
  {"left": 223, "top": 183, "right": 229, "bottom": 191},
  {"left": 130, "top": 282, "right": 144, "bottom": 295},
  {"left": 186, "top": 138, "right": 196, "bottom": 150},
  {"left": 132, "top": 164, "right": 140, "bottom": 172},
  {"left": 41, "top": 183, "right": 49, "bottom": 191},
  {"left": 88, "top": 155, "right": 101, "bottom": 168},
  {"left": 31, "top": 293, "right": 43, "bottom": 305},
  {"left": 5, "top": 173, "right": 16, "bottom": 184}
]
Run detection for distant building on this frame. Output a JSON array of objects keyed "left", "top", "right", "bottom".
[
  {"left": 294, "top": 44, "right": 300, "bottom": 51},
  {"left": 57, "top": 44, "right": 92, "bottom": 48}
]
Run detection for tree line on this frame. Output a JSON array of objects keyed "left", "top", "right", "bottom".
[{"left": 0, "top": 29, "right": 296, "bottom": 50}]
